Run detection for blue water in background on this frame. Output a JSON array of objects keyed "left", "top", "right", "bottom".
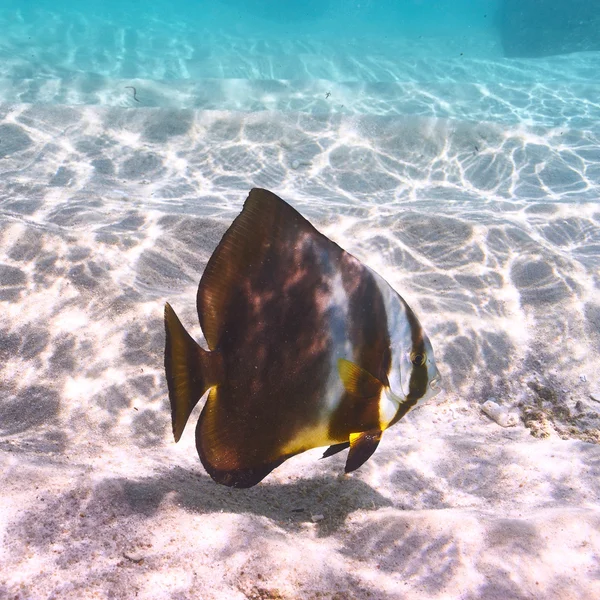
[
  {"left": 2, "top": 0, "right": 497, "bottom": 78},
  {"left": 4, "top": 1, "right": 495, "bottom": 42},
  {"left": 0, "top": 1, "right": 599, "bottom": 128}
]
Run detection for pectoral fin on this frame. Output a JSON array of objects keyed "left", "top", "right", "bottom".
[
  {"left": 338, "top": 359, "right": 383, "bottom": 398},
  {"left": 345, "top": 429, "right": 382, "bottom": 473}
]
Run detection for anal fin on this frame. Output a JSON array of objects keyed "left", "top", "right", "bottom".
[
  {"left": 196, "top": 389, "right": 291, "bottom": 489},
  {"left": 345, "top": 430, "right": 382, "bottom": 473}
]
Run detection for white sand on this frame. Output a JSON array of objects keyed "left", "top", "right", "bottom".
[{"left": 1, "top": 104, "right": 599, "bottom": 599}]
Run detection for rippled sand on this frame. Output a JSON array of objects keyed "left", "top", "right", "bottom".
[{"left": 0, "top": 28, "right": 599, "bottom": 597}]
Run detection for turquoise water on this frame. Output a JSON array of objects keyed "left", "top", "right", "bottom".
[
  {"left": 2, "top": 1, "right": 599, "bottom": 130},
  {"left": 2, "top": 0, "right": 499, "bottom": 80},
  {"left": 4, "top": 1, "right": 495, "bottom": 48}
]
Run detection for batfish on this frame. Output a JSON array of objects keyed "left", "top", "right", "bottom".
[{"left": 164, "top": 188, "right": 441, "bottom": 488}]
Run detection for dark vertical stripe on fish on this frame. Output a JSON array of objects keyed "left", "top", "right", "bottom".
[
  {"left": 328, "top": 254, "right": 391, "bottom": 439},
  {"left": 388, "top": 304, "right": 428, "bottom": 427}
]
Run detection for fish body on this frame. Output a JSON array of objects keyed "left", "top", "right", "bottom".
[{"left": 164, "top": 188, "right": 441, "bottom": 488}]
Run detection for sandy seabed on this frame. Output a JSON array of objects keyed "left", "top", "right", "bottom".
[{"left": 0, "top": 102, "right": 599, "bottom": 599}]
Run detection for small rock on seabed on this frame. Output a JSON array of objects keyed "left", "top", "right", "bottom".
[{"left": 481, "top": 400, "right": 520, "bottom": 427}]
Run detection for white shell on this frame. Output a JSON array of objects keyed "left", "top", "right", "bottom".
[{"left": 481, "top": 400, "right": 520, "bottom": 428}]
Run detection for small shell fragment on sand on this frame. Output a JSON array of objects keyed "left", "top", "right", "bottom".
[
  {"left": 590, "top": 392, "right": 600, "bottom": 403},
  {"left": 123, "top": 551, "right": 144, "bottom": 563},
  {"left": 481, "top": 400, "right": 520, "bottom": 427},
  {"left": 311, "top": 514, "right": 325, "bottom": 522}
]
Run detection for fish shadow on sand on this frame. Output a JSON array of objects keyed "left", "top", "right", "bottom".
[
  {"left": 117, "top": 466, "right": 393, "bottom": 535},
  {"left": 8, "top": 468, "right": 462, "bottom": 598},
  {"left": 7, "top": 468, "right": 394, "bottom": 557}
]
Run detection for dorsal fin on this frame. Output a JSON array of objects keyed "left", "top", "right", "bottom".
[{"left": 196, "top": 188, "right": 326, "bottom": 349}]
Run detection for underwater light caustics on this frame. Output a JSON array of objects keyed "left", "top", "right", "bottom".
[{"left": 164, "top": 188, "right": 441, "bottom": 488}]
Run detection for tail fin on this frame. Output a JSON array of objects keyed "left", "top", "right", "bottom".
[{"left": 164, "top": 302, "right": 224, "bottom": 442}]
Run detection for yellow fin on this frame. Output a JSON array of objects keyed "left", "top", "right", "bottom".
[
  {"left": 338, "top": 359, "right": 383, "bottom": 398},
  {"left": 164, "top": 303, "right": 224, "bottom": 442}
]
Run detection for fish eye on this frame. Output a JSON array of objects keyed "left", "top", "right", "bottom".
[{"left": 410, "top": 352, "right": 426, "bottom": 366}]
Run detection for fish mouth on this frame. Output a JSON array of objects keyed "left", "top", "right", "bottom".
[{"left": 429, "top": 373, "right": 442, "bottom": 394}]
